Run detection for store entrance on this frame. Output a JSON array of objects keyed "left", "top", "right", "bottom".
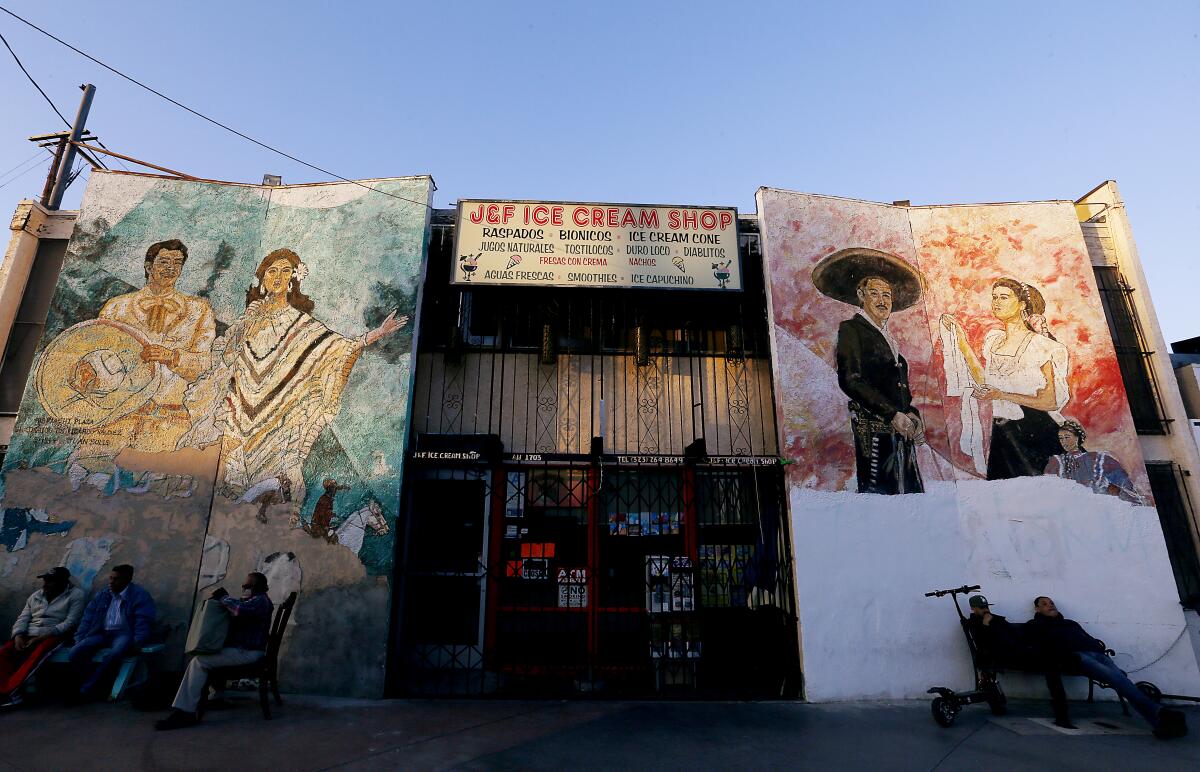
[{"left": 392, "top": 460, "right": 801, "bottom": 699}]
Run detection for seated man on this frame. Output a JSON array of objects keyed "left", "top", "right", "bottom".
[
  {"left": 0, "top": 567, "right": 86, "bottom": 706},
  {"left": 69, "top": 564, "right": 157, "bottom": 698},
  {"left": 1026, "top": 596, "right": 1187, "bottom": 739},
  {"left": 966, "top": 595, "right": 1072, "bottom": 727},
  {"left": 156, "top": 572, "right": 274, "bottom": 730}
]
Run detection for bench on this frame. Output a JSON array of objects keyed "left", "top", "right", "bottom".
[{"left": 44, "top": 642, "right": 166, "bottom": 701}]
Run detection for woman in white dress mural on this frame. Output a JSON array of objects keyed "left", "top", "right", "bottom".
[
  {"left": 940, "top": 278, "right": 1070, "bottom": 480},
  {"left": 183, "top": 248, "right": 405, "bottom": 513}
]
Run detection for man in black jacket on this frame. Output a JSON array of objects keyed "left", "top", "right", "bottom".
[
  {"left": 1026, "top": 596, "right": 1187, "bottom": 738},
  {"left": 835, "top": 275, "right": 924, "bottom": 494},
  {"left": 966, "top": 595, "right": 1072, "bottom": 727}
]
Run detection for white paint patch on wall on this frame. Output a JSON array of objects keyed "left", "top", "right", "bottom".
[{"left": 792, "top": 476, "right": 1200, "bottom": 701}]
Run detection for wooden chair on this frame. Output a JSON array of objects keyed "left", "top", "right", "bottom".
[{"left": 198, "top": 592, "right": 297, "bottom": 720}]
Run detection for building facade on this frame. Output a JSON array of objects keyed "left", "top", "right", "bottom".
[{"left": 1, "top": 171, "right": 1198, "bottom": 701}]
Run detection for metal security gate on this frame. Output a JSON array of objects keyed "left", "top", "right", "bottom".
[{"left": 391, "top": 458, "right": 800, "bottom": 699}]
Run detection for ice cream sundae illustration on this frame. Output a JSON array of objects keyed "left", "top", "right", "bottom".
[
  {"left": 672, "top": 256, "right": 686, "bottom": 273},
  {"left": 459, "top": 252, "right": 481, "bottom": 281},
  {"left": 712, "top": 260, "right": 732, "bottom": 289},
  {"left": 506, "top": 254, "right": 522, "bottom": 270}
]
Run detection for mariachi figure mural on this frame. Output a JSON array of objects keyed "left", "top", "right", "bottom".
[
  {"left": 0, "top": 172, "right": 431, "bottom": 696},
  {"left": 36, "top": 239, "right": 215, "bottom": 495},
  {"left": 814, "top": 248, "right": 926, "bottom": 494},
  {"left": 755, "top": 188, "right": 1150, "bottom": 504}
]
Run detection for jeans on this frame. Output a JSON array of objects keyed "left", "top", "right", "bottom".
[
  {"left": 1073, "top": 650, "right": 1161, "bottom": 726},
  {"left": 69, "top": 630, "right": 134, "bottom": 694}
]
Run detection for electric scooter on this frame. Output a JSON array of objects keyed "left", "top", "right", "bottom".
[{"left": 924, "top": 584, "right": 1007, "bottom": 727}]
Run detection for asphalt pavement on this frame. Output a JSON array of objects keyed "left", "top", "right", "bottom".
[{"left": 1, "top": 694, "right": 1197, "bottom": 771}]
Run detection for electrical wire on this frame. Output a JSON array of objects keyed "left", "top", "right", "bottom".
[
  {"left": 0, "top": 6, "right": 431, "bottom": 209},
  {"left": 0, "top": 27, "right": 69, "bottom": 124},
  {"left": 0, "top": 150, "right": 51, "bottom": 187},
  {"left": 0, "top": 25, "right": 112, "bottom": 171},
  {"left": 0, "top": 149, "right": 45, "bottom": 181},
  {"left": 0, "top": 152, "right": 50, "bottom": 191}
]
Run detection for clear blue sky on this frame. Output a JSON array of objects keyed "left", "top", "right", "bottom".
[{"left": 1, "top": 1, "right": 1197, "bottom": 341}]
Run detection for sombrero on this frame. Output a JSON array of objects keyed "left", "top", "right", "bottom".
[
  {"left": 811, "top": 248, "right": 925, "bottom": 311},
  {"left": 34, "top": 318, "right": 160, "bottom": 428}
]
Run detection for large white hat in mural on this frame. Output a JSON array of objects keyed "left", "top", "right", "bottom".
[{"left": 35, "top": 319, "right": 161, "bottom": 428}]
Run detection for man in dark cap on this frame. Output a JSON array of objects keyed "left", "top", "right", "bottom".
[
  {"left": 0, "top": 567, "right": 85, "bottom": 706},
  {"left": 966, "top": 594, "right": 1072, "bottom": 727},
  {"left": 814, "top": 248, "right": 926, "bottom": 494}
]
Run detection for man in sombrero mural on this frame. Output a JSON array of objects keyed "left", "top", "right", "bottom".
[{"left": 813, "top": 249, "right": 927, "bottom": 495}]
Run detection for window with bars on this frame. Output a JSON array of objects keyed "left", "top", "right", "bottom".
[
  {"left": 1145, "top": 462, "right": 1200, "bottom": 608},
  {"left": 1092, "top": 267, "right": 1170, "bottom": 434}
]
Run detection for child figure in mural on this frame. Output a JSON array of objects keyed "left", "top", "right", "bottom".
[
  {"left": 940, "top": 278, "right": 1070, "bottom": 480},
  {"left": 180, "top": 248, "right": 405, "bottom": 516},
  {"left": 812, "top": 248, "right": 926, "bottom": 495},
  {"left": 34, "top": 240, "right": 215, "bottom": 492},
  {"left": 1044, "top": 420, "right": 1146, "bottom": 504}
]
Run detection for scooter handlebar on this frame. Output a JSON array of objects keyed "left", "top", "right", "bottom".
[{"left": 924, "top": 584, "right": 981, "bottom": 597}]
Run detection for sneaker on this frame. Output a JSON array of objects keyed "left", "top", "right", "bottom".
[
  {"left": 155, "top": 709, "right": 199, "bottom": 731},
  {"left": 1153, "top": 709, "right": 1188, "bottom": 740},
  {"left": 0, "top": 693, "right": 23, "bottom": 709}
]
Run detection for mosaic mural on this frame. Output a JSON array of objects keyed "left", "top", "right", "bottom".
[{"left": 0, "top": 171, "right": 431, "bottom": 695}]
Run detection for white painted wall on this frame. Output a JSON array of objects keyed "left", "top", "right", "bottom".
[{"left": 793, "top": 476, "right": 1200, "bottom": 701}]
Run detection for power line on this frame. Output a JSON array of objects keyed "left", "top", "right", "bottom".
[
  {"left": 0, "top": 149, "right": 45, "bottom": 181},
  {"left": 0, "top": 25, "right": 114, "bottom": 171},
  {"left": 0, "top": 27, "right": 69, "bottom": 124},
  {"left": 0, "top": 152, "right": 50, "bottom": 191},
  {"left": 0, "top": 6, "right": 431, "bottom": 209},
  {"left": 0, "top": 150, "right": 51, "bottom": 187}
]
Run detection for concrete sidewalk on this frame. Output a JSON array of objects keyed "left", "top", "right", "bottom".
[{"left": 0, "top": 696, "right": 1196, "bottom": 771}]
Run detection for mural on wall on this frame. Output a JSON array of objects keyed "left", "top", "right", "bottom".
[
  {"left": 0, "top": 171, "right": 431, "bottom": 695},
  {"left": 756, "top": 189, "right": 1150, "bottom": 502}
]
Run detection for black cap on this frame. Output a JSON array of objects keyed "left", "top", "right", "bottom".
[
  {"left": 968, "top": 595, "right": 990, "bottom": 609},
  {"left": 37, "top": 566, "right": 71, "bottom": 582}
]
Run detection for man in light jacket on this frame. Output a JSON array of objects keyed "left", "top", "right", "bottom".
[
  {"left": 0, "top": 566, "right": 86, "bottom": 706},
  {"left": 69, "top": 564, "right": 156, "bottom": 697}
]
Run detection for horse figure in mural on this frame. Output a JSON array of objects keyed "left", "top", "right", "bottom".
[{"left": 333, "top": 499, "right": 389, "bottom": 554}]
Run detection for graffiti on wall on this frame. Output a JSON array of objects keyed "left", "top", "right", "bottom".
[
  {"left": 756, "top": 189, "right": 1150, "bottom": 504},
  {"left": 0, "top": 171, "right": 431, "bottom": 695}
]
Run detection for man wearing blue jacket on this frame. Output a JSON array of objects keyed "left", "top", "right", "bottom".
[{"left": 68, "top": 564, "right": 156, "bottom": 697}]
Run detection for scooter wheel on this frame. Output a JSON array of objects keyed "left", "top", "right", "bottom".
[
  {"left": 931, "top": 696, "right": 959, "bottom": 727},
  {"left": 1135, "top": 681, "right": 1163, "bottom": 703}
]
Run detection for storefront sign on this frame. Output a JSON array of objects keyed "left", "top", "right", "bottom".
[
  {"left": 557, "top": 567, "right": 588, "bottom": 608},
  {"left": 454, "top": 200, "right": 741, "bottom": 291}
]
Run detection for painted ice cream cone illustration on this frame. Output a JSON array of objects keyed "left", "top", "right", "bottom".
[
  {"left": 506, "top": 254, "right": 522, "bottom": 270},
  {"left": 672, "top": 256, "right": 686, "bottom": 273}
]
